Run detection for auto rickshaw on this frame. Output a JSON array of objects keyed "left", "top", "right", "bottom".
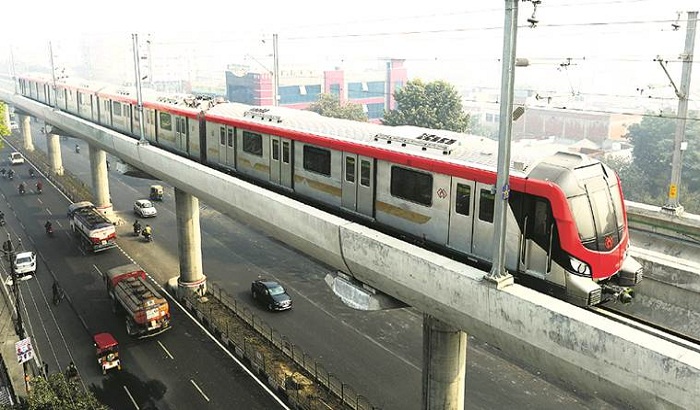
[
  {"left": 149, "top": 185, "right": 164, "bottom": 201},
  {"left": 93, "top": 332, "right": 121, "bottom": 374}
]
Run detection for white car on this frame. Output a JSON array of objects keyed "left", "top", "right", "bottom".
[
  {"left": 133, "top": 199, "right": 157, "bottom": 218},
  {"left": 13, "top": 251, "right": 36, "bottom": 278},
  {"left": 9, "top": 152, "right": 24, "bottom": 165}
]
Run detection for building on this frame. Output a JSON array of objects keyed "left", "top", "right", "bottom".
[{"left": 225, "top": 59, "right": 408, "bottom": 121}]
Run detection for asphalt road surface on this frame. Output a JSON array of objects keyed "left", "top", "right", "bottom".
[{"left": 0, "top": 139, "right": 287, "bottom": 409}]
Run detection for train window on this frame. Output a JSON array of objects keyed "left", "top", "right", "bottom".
[
  {"left": 533, "top": 200, "right": 548, "bottom": 236},
  {"left": 345, "top": 157, "right": 356, "bottom": 183},
  {"left": 360, "top": 160, "right": 371, "bottom": 187},
  {"left": 112, "top": 101, "right": 122, "bottom": 116},
  {"left": 227, "top": 129, "right": 234, "bottom": 147},
  {"left": 303, "top": 145, "right": 331, "bottom": 176},
  {"left": 455, "top": 184, "right": 471, "bottom": 216},
  {"left": 478, "top": 189, "right": 494, "bottom": 222},
  {"left": 160, "top": 112, "right": 172, "bottom": 131},
  {"left": 242, "top": 131, "right": 263, "bottom": 156},
  {"left": 390, "top": 166, "right": 432, "bottom": 206},
  {"left": 282, "top": 142, "right": 290, "bottom": 164},
  {"left": 219, "top": 128, "right": 226, "bottom": 145},
  {"left": 272, "top": 139, "right": 280, "bottom": 161}
]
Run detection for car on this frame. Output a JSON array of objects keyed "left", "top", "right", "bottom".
[
  {"left": 133, "top": 199, "right": 157, "bottom": 218},
  {"left": 13, "top": 251, "right": 36, "bottom": 278},
  {"left": 9, "top": 152, "right": 24, "bottom": 165},
  {"left": 251, "top": 279, "right": 292, "bottom": 311}
]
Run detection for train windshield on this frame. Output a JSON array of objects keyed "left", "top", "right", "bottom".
[{"left": 568, "top": 165, "right": 625, "bottom": 251}]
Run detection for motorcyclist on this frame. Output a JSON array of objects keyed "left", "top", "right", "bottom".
[
  {"left": 18, "top": 182, "right": 25, "bottom": 194},
  {"left": 142, "top": 224, "right": 152, "bottom": 240},
  {"left": 7, "top": 169, "right": 14, "bottom": 180},
  {"left": 66, "top": 361, "right": 77, "bottom": 380},
  {"left": 45, "top": 220, "right": 53, "bottom": 234},
  {"left": 75, "top": 144, "right": 80, "bottom": 153},
  {"left": 52, "top": 281, "right": 63, "bottom": 305},
  {"left": 29, "top": 168, "right": 35, "bottom": 178},
  {"left": 36, "top": 180, "right": 43, "bottom": 193},
  {"left": 0, "top": 168, "right": 6, "bottom": 178},
  {"left": 133, "top": 220, "right": 142, "bottom": 235},
  {"left": 0, "top": 211, "right": 5, "bottom": 226}
]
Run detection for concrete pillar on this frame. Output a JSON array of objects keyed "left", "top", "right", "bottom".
[
  {"left": 20, "top": 115, "right": 34, "bottom": 152},
  {"left": 174, "top": 188, "right": 206, "bottom": 298},
  {"left": 89, "top": 144, "right": 112, "bottom": 215},
  {"left": 46, "top": 133, "right": 63, "bottom": 176},
  {"left": 422, "top": 314, "right": 467, "bottom": 410}
]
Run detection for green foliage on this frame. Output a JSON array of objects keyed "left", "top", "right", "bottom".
[
  {"left": 605, "top": 114, "right": 700, "bottom": 213},
  {"left": 0, "top": 374, "right": 109, "bottom": 410},
  {"left": 306, "top": 94, "right": 368, "bottom": 122},
  {"left": 382, "top": 79, "right": 470, "bottom": 132},
  {"left": 0, "top": 103, "right": 10, "bottom": 137}
]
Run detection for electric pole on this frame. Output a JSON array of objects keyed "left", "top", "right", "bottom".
[
  {"left": 132, "top": 33, "right": 147, "bottom": 144},
  {"left": 486, "top": 0, "right": 520, "bottom": 287},
  {"left": 662, "top": 11, "right": 697, "bottom": 215},
  {"left": 272, "top": 33, "right": 279, "bottom": 106},
  {"left": 4, "top": 235, "right": 29, "bottom": 392}
]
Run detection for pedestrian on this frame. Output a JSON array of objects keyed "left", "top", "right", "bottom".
[{"left": 43, "top": 361, "right": 48, "bottom": 377}]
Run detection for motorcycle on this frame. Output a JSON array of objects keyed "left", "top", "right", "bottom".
[
  {"left": 46, "top": 224, "right": 54, "bottom": 237},
  {"left": 75, "top": 144, "right": 81, "bottom": 154},
  {"left": 0, "top": 215, "right": 5, "bottom": 226},
  {"left": 18, "top": 185, "right": 25, "bottom": 195},
  {"left": 142, "top": 230, "right": 153, "bottom": 242},
  {"left": 36, "top": 183, "right": 43, "bottom": 194},
  {"left": 7, "top": 171, "right": 14, "bottom": 181},
  {"left": 29, "top": 169, "right": 35, "bottom": 178},
  {"left": 133, "top": 222, "right": 142, "bottom": 236}
]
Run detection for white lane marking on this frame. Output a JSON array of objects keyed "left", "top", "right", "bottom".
[
  {"left": 190, "top": 379, "right": 210, "bottom": 402},
  {"left": 123, "top": 385, "right": 139, "bottom": 409},
  {"left": 158, "top": 340, "right": 174, "bottom": 360}
]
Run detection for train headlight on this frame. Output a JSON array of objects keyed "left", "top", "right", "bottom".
[{"left": 569, "top": 256, "right": 591, "bottom": 277}]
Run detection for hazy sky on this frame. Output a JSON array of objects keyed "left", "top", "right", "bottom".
[{"left": 2, "top": 0, "right": 699, "bottom": 113}]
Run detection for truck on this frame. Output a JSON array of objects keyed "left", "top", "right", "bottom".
[
  {"left": 68, "top": 201, "right": 117, "bottom": 253},
  {"left": 106, "top": 264, "right": 171, "bottom": 338}
]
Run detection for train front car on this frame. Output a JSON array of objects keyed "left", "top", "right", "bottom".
[{"left": 527, "top": 152, "right": 642, "bottom": 306}]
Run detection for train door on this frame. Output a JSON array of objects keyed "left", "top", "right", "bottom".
[
  {"left": 269, "top": 136, "right": 293, "bottom": 189},
  {"left": 447, "top": 179, "right": 476, "bottom": 254},
  {"left": 175, "top": 117, "right": 188, "bottom": 153},
  {"left": 471, "top": 184, "right": 496, "bottom": 261},
  {"left": 519, "top": 197, "right": 552, "bottom": 279},
  {"left": 341, "top": 154, "right": 374, "bottom": 217}
]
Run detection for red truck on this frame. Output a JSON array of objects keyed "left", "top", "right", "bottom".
[
  {"left": 106, "top": 264, "right": 171, "bottom": 338},
  {"left": 68, "top": 201, "right": 117, "bottom": 253}
]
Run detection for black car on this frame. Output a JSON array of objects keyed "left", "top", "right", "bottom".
[{"left": 251, "top": 280, "right": 292, "bottom": 311}]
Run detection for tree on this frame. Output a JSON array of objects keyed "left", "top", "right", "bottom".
[
  {"left": 382, "top": 79, "right": 470, "bottom": 132},
  {"left": 0, "top": 102, "right": 10, "bottom": 137},
  {"left": 606, "top": 113, "right": 700, "bottom": 213},
  {"left": 0, "top": 373, "right": 109, "bottom": 410},
  {"left": 307, "top": 94, "right": 368, "bottom": 122}
]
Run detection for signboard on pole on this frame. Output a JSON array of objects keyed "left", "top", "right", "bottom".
[{"left": 15, "top": 337, "right": 33, "bottom": 364}]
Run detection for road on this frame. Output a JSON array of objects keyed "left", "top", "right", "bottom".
[
  {"left": 6, "top": 122, "right": 622, "bottom": 409},
  {"left": 0, "top": 138, "right": 286, "bottom": 409}
]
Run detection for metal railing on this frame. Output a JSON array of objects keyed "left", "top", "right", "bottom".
[{"left": 183, "top": 282, "right": 377, "bottom": 410}]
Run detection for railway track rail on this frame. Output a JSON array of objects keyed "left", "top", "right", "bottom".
[{"left": 592, "top": 306, "right": 700, "bottom": 354}]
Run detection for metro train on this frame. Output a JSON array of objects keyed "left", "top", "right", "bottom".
[{"left": 15, "top": 74, "right": 643, "bottom": 306}]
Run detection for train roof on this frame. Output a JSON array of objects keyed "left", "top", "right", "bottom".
[{"left": 206, "top": 103, "right": 562, "bottom": 176}]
